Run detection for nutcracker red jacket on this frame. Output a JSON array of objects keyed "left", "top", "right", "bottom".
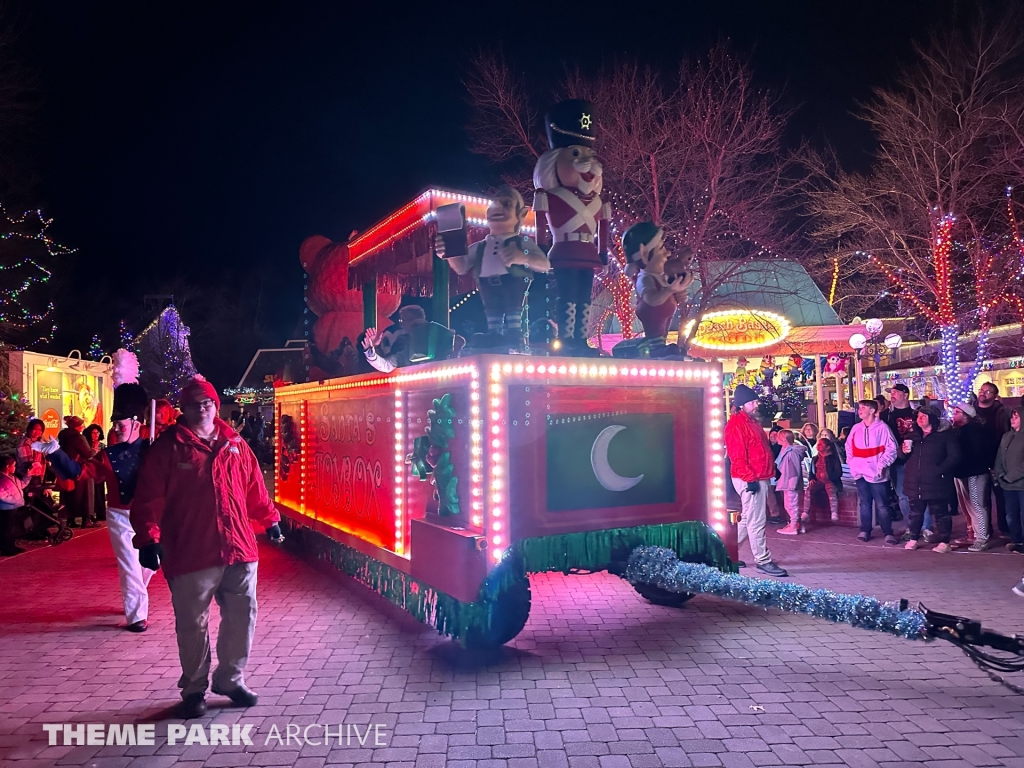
[
  {"left": 131, "top": 417, "right": 280, "bottom": 579},
  {"left": 724, "top": 411, "right": 775, "bottom": 482}
]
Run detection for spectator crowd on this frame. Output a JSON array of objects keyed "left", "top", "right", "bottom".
[{"left": 725, "top": 381, "right": 1024, "bottom": 597}]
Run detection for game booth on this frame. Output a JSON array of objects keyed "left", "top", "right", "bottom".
[{"left": 274, "top": 187, "right": 736, "bottom": 647}]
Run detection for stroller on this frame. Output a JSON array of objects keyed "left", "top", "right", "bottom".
[{"left": 24, "top": 482, "right": 73, "bottom": 546}]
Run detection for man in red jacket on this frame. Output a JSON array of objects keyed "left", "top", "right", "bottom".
[
  {"left": 132, "top": 376, "right": 283, "bottom": 719},
  {"left": 724, "top": 385, "right": 788, "bottom": 577}
]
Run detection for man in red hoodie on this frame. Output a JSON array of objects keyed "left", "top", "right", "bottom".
[
  {"left": 724, "top": 384, "right": 788, "bottom": 577},
  {"left": 132, "top": 376, "right": 283, "bottom": 719}
]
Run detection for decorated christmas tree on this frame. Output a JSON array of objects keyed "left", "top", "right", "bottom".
[
  {"left": 88, "top": 334, "right": 105, "bottom": 360},
  {"left": 133, "top": 305, "right": 198, "bottom": 403},
  {"left": 0, "top": 205, "right": 74, "bottom": 349},
  {"left": 775, "top": 380, "right": 805, "bottom": 422},
  {"left": 0, "top": 376, "right": 32, "bottom": 452}
]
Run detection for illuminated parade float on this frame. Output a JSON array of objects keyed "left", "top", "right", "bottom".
[
  {"left": 270, "top": 100, "right": 1024, "bottom": 669},
  {"left": 274, "top": 185, "right": 736, "bottom": 647}
]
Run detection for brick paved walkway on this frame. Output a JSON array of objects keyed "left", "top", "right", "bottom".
[{"left": 2, "top": 520, "right": 1024, "bottom": 768}]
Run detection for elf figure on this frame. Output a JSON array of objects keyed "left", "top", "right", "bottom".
[
  {"left": 442, "top": 186, "right": 550, "bottom": 352},
  {"left": 621, "top": 222, "right": 693, "bottom": 358},
  {"left": 533, "top": 99, "right": 610, "bottom": 356}
]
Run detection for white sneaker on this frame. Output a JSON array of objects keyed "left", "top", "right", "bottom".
[
  {"left": 1013, "top": 582, "right": 1024, "bottom": 598},
  {"left": 905, "top": 540, "right": 919, "bottom": 550},
  {"left": 933, "top": 542, "right": 951, "bottom": 553},
  {"left": 778, "top": 523, "right": 801, "bottom": 535}
]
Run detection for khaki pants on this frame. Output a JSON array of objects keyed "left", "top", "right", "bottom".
[
  {"left": 167, "top": 562, "right": 258, "bottom": 699},
  {"left": 731, "top": 478, "right": 773, "bottom": 566}
]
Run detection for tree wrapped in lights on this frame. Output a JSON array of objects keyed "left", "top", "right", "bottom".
[
  {"left": 804, "top": 11, "right": 1024, "bottom": 406},
  {"left": 133, "top": 304, "right": 198, "bottom": 403},
  {"left": 119, "top": 320, "right": 134, "bottom": 349},
  {"left": 465, "top": 45, "right": 803, "bottom": 348},
  {"left": 88, "top": 334, "right": 104, "bottom": 360},
  {"left": 0, "top": 205, "right": 75, "bottom": 348},
  {"left": 0, "top": 351, "right": 32, "bottom": 452}
]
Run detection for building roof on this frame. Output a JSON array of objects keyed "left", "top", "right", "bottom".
[{"left": 690, "top": 260, "right": 842, "bottom": 327}]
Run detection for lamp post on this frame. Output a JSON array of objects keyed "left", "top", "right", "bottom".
[{"left": 849, "top": 319, "right": 903, "bottom": 398}]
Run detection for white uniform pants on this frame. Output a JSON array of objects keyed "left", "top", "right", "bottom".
[
  {"left": 168, "top": 562, "right": 258, "bottom": 699},
  {"left": 732, "top": 478, "right": 773, "bottom": 566},
  {"left": 106, "top": 506, "right": 155, "bottom": 625}
]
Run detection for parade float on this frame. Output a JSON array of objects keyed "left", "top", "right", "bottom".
[
  {"left": 272, "top": 101, "right": 1024, "bottom": 686},
  {"left": 274, "top": 100, "right": 743, "bottom": 647},
  {"left": 274, "top": 178, "right": 737, "bottom": 647}
]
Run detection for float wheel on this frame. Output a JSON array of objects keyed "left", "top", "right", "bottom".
[
  {"left": 463, "top": 576, "right": 532, "bottom": 649},
  {"left": 633, "top": 582, "right": 694, "bottom": 607}
]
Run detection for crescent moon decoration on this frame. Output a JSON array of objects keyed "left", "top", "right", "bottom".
[{"left": 590, "top": 425, "right": 644, "bottom": 492}]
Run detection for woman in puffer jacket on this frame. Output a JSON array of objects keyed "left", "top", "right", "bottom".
[{"left": 901, "top": 406, "right": 962, "bottom": 552}]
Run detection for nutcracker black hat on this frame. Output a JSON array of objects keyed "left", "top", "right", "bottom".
[
  {"left": 111, "top": 383, "right": 149, "bottom": 421},
  {"left": 545, "top": 99, "right": 597, "bottom": 149}
]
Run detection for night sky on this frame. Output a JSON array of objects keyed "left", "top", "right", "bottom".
[{"left": 14, "top": 0, "right": 967, "bottom": 387}]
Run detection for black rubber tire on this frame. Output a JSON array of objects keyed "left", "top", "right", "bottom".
[
  {"left": 463, "top": 577, "right": 532, "bottom": 649},
  {"left": 50, "top": 527, "right": 73, "bottom": 546},
  {"left": 633, "top": 582, "right": 695, "bottom": 607}
]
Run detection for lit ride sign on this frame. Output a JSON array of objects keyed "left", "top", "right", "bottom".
[{"left": 683, "top": 310, "right": 790, "bottom": 352}]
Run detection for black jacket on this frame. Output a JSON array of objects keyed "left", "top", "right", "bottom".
[
  {"left": 901, "top": 428, "right": 962, "bottom": 501},
  {"left": 954, "top": 420, "right": 997, "bottom": 478},
  {"left": 813, "top": 447, "right": 844, "bottom": 489},
  {"left": 883, "top": 406, "right": 917, "bottom": 465}
]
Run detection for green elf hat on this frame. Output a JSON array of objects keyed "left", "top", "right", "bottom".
[{"left": 621, "top": 222, "right": 664, "bottom": 267}]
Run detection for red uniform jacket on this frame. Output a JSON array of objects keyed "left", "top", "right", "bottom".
[
  {"left": 543, "top": 187, "right": 609, "bottom": 270},
  {"left": 724, "top": 411, "right": 775, "bottom": 482},
  {"left": 131, "top": 418, "right": 279, "bottom": 579}
]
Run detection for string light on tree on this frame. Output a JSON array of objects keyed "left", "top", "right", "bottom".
[
  {"left": 88, "top": 334, "right": 104, "bottom": 360},
  {"left": 119, "top": 320, "right": 134, "bottom": 349},
  {"left": 0, "top": 205, "right": 75, "bottom": 347},
  {"left": 134, "top": 305, "right": 198, "bottom": 403},
  {"left": 0, "top": 380, "right": 32, "bottom": 452}
]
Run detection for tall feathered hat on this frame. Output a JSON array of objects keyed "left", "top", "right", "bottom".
[{"left": 110, "top": 349, "right": 149, "bottom": 421}]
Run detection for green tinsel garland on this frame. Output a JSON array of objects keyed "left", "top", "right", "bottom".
[
  {"left": 513, "top": 522, "right": 736, "bottom": 576},
  {"left": 291, "top": 519, "right": 734, "bottom": 645}
]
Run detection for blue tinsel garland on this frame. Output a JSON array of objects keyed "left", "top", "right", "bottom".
[{"left": 626, "top": 546, "right": 929, "bottom": 641}]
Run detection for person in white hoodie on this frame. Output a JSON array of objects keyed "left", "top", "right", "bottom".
[{"left": 847, "top": 399, "right": 899, "bottom": 544}]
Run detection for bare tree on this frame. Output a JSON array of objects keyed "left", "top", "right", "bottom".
[
  {"left": 804, "top": 8, "right": 1024, "bottom": 404},
  {"left": 466, "top": 43, "right": 806, "bottom": 346}
]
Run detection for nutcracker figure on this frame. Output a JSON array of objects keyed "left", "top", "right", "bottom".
[{"left": 533, "top": 99, "right": 610, "bottom": 356}]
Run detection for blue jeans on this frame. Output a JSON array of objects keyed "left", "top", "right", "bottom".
[
  {"left": 891, "top": 462, "right": 911, "bottom": 519},
  {"left": 856, "top": 478, "right": 894, "bottom": 537},
  {"left": 1005, "top": 489, "right": 1024, "bottom": 544}
]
